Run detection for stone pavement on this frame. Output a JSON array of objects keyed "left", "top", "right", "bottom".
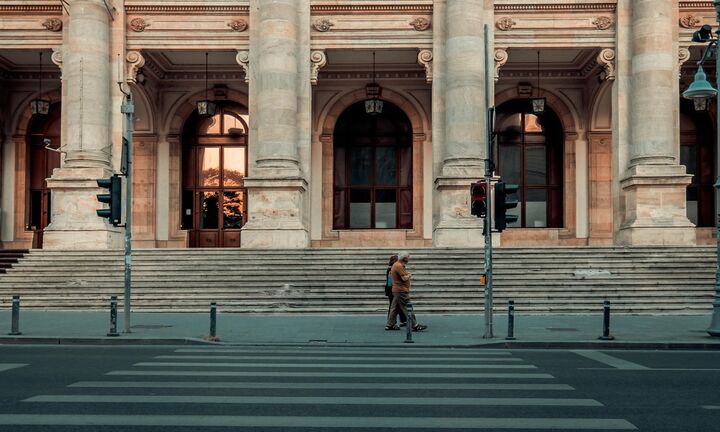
[{"left": 0, "top": 310, "right": 719, "bottom": 349}]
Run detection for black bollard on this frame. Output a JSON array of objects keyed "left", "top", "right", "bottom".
[
  {"left": 598, "top": 300, "right": 614, "bottom": 340},
  {"left": 404, "top": 303, "right": 414, "bottom": 344},
  {"left": 8, "top": 296, "right": 21, "bottom": 335},
  {"left": 505, "top": 300, "right": 516, "bottom": 340},
  {"left": 107, "top": 296, "right": 119, "bottom": 337},
  {"left": 209, "top": 302, "right": 217, "bottom": 339}
]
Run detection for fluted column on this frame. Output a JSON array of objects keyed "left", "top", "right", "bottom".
[
  {"left": 44, "top": 0, "right": 120, "bottom": 249},
  {"left": 241, "top": 0, "right": 310, "bottom": 248},
  {"left": 617, "top": 0, "right": 694, "bottom": 245},
  {"left": 433, "top": 0, "right": 488, "bottom": 247}
]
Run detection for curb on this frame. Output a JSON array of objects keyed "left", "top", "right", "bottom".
[{"left": 0, "top": 336, "right": 216, "bottom": 346}]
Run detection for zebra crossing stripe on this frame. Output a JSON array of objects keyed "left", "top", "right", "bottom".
[
  {"left": 174, "top": 348, "right": 513, "bottom": 356},
  {"left": 0, "top": 414, "right": 638, "bottom": 429},
  {"left": 133, "top": 362, "right": 537, "bottom": 369},
  {"left": 0, "top": 364, "right": 27, "bottom": 372},
  {"left": 69, "top": 381, "right": 575, "bottom": 390},
  {"left": 107, "top": 370, "right": 555, "bottom": 379},
  {"left": 155, "top": 355, "right": 525, "bottom": 362}
]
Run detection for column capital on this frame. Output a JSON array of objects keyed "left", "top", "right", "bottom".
[
  {"left": 494, "top": 48, "right": 508, "bottom": 82},
  {"left": 417, "top": 49, "right": 433, "bottom": 83},
  {"left": 235, "top": 50, "right": 249, "bottom": 83},
  {"left": 310, "top": 50, "right": 327, "bottom": 85},
  {"left": 597, "top": 48, "right": 615, "bottom": 81}
]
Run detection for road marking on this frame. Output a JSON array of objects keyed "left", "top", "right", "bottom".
[
  {"left": 25, "top": 394, "right": 602, "bottom": 406},
  {"left": 0, "top": 414, "right": 638, "bottom": 429},
  {"left": 133, "top": 361, "right": 536, "bottom": 369},
  {"left": 69, "top": 381, "right": 575, "bottom": 391},
  {"left": 107, "top": 370, "right": 555, "bottom": 379},
  {"left": 579, "top": 368, "right": 720, "bottom": 372},
  {"left": 571, "top": 350, "right": 649, "bottom": 370},
  {"left": 0, "top": 364, "right": 27, "bottom": 372},
  {"left": 174, "top": 348, "right": 513, "bottom": 356},
  {"left": 155, "top": 354, "right": 524, "bottom": 362},
  {"left": 702, "top": 405, "right": 720, "bottom": 410}
]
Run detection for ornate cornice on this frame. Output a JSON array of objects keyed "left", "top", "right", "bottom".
[
  {"left": 495, "top": 4, "right": 616, "bottom": 12},
  {"left": 0, "top": 5, "right": 62, "bottom": 13},
  {"left": 679, "top": 2, "right": 714, "bottom": 9},
  {"left": 125, "top": 5, "right": 249, "bottom": 14},
  {"left": 311, "top": 5, "right": 432, "bottom": 14},
  {"left": 319, "top": 71, "right": 425, "bottom": 80}
]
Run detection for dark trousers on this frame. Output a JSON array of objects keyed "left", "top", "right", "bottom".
[
  {"left": 387, "top": 292, "right": 417, "bottom": 328},
  {"left": 387, "top": 293, "right": 407, "bottom": 324}
]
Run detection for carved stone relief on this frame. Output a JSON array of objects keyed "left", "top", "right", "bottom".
[
  {"left": 417, "top": 49, "right": 433, "bottom": 83},
  {"left": 496, "top": 17, "right": 516, "bottom": 31},
  {"left": 597, "top": 48, "right": 615, "bottom": 81},
  {"left": 228, "top": 19, "right": 248, "bottom": 32},
  {"left": 494, "top": 48, "right": 508, "bottom": 82},
  {"left": 42, "top": 18, "right": 62, "bottom": 32},
  {"left": 679, "top": 15, "right": 701, "bottom": 29},
  {"left": 236, "top": 50, "right": 249, "bottom": 83},
  {"left": 678, "top": 47, "right": 691, "bottom": 78},
  {"left": 51, "top": 48, "right": 63, "bottom": 70},
  {"left": 592, "top": 16, "right": 613, "bottom": 30},
  {"left": 129, "top": 17, "right": 150, "bottom": 32},
  {"left": 409, "top": 17, "right": 431, "bottom": 31},
  {"left": 126, "top": 51, "right": 146, "bottom": 83},
  {"left": 312, "top": 18, "right": 334, "bottom": 32},
  {"left": 310, "top": 51, "right": 327, "bottom": 85}
]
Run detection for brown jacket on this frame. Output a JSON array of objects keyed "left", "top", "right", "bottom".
[{"left": 390, "top": 261, "right": 411, "bottom": 294}]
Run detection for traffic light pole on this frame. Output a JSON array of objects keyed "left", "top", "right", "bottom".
[
  {"left": 120, "top": 89, "right": 134, "bottom": 334},
  {"left": 482, "top": 24, "right": 494, "bottom": 339}
]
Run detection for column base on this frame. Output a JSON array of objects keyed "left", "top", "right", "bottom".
[
  {"left": 433, "top": 176, "right": 484, "bottom": 248},
  {"left": 43, "top": 166, "right": 123, "bottom": 249},
  {"left": 240, "top": 177, "right": 309, "bottom": 249}
]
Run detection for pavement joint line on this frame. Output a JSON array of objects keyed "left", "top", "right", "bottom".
[
  {"left": 67, "top": 381, "right": 576, "bottom": 390},
  {"left": 106, "top": 370, "right": 556, "bottom": 379},
  {"left": 155, "top": 354, "right": 525, "bottom": 362},
  {"left": 132, "top": 361, "right": 538, "bottom": 369}
]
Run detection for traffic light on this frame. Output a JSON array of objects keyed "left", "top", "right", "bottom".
[
  {"left": 96, "top": 175, "right": 122, "bottom": 226},
  {"left": 470, "top": 181, "right": 487, "bottom": 218},
  {"left": 494, "top": 181, "right": 518, "bottom": 232}
]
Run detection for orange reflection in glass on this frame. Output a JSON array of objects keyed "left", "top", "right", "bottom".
[
  {"left": 199, "top": 147, "right": 220, "bottom": 186},
  {"left": 223, "top": 147, "right": 246, "bottom": 186},
  {"left": 524, "top": 114, "right": 543, "bottom": 133}
]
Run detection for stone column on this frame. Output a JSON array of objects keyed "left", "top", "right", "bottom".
[
  {"left": 433, "top": 0, "right": 488, "bottom": 247},
  {"left": 43, "top": 0, "right": 121, "bottom": 249},
  {"left": 618, "top": 0, "right": 694, "bottom": 245},
  {"left": 241, "top": 0, "right": 309, "bottom": 248}
]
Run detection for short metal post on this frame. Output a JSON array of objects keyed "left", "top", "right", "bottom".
[
  {"left": 107, "top": 296, "right": 119, "bottom": 337},
  {"left": 8, "top": 296, "right": 21, "bottom": 335},
  {"left": 210, "top": 302, "right": 217, "bottom": 338},
  {"left": 599, "top": 300, "right": 614, "bottom": 340},
  {"left": 404, "top": 303, "right": 414, "bottom": 343},
  {"left": 506, "top": 300, "right": 516, "bottom": 340}
]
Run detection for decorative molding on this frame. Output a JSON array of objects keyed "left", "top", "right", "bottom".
[
  {"left": 409, "top": 17, "right": 431, "bottom": 31},
  {"left": 678, "top": 47, "right": 692, "bottom": 78},
  {"left": 679, "top": 2, "right": 714, "bottom": 9},
  {"left": 494, "top": 48, "right": 508, "bottom": 82},
  {"left": 129, "top": 17, "right": 150, "bottom": 32},
  {"left": 41, "top": 18, "right": 62, "bottom": 32},
  {"left": 228, "top": 19, "right": 248, "bottom": 32},
  {"left": 235, "top": 50, "right": 249, "bottom": 83},
  {"left": 495, "top": 4, "right": 616, "bottom": 12},
  {"left": 51, "top": 47, "right": 62, "bottom": 70},
  {"left": 313, "top": 18, "right": 334, "bottom": 32},
  {"left": 596, "top": 48, "right": 615, "bottom": 81},
  {"left": 319, "top": 71, "right": 426, "bottom": 80},
  {"left": 679, "top": 14, "right": 701, "bottom": 28},
  {"left": 496, "top": 17, "right": 517, "bottom": 31},
  {"left": 126, "top": 51, "right": 146, "bottom": 83},
  {"left": 417, "top": 49, "right": 433, "bottom": 83},
  {"left": 310, "top": 50, "right": 327, "bottom": 85},
  {"left": 311, "top": 5, "right": 432, "bottom": 13},
  {"left": 0, "top": 5, "right": 62, "bottom": 13},
  {"left": 125, "top": 5, "right": 249, "bottom": 13},
  {"left": 592, "top": 16, "right": 613, "bottom": 30}
]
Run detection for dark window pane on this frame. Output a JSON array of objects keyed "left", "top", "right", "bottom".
[
  {"left": 349, "top": 189, "right": 371, "bottom": 228},
  {"left": 508, "top": 188, "right": 522, "bottom": 228},
  {"left": 375, "top": 147, "right": 397, "bottom": 186},
  {"left": 223, "top": 191, "right": 244, "bottom": 229},
  {"left": 375, "top": 189, "right": 397, "bottom": 229},
  {"left": 681, "top": 144, "right": 697, "bottom": 178},
  {"left": 182, "top": 190, "right": 193, "bottom": 229},
  {"left": 30, "top": 190, "right": 41, "bottom": 230},
  {"left": 199, "top": 191, "right": 219, "bottom": 229},
  {"left": 399, "top": 147, "right": 412, "bottom": 187},
  {"left": 349, "top": 147, "right": 372, "bottom": 185},
  {"left": 334, "top": 147, "right": 346, "bottom": 187},
  {"left": 333, "top": 189, "right": 347, "bottom": 229},
  {"left": 499, "top": 143, "right": 521, "bottom": 185},
  {"left": 525, "top": 189, "right": 547, "bottom": 228},
  {"left": 525, "top": 145, "right": 547, "bottom": 185},
  {"left": 687, "top": 186, "right": 698, "bottom": 225},
  {"left": 398, "top": 188, "right": 413, "bottom": 228}
]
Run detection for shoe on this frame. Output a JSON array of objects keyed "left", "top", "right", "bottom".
[
  {"left": 399, "top": 322, "right": 407, "bottom": 327},
  {"left": 385, "top": 325, "right": 400, "bottom": 331},
  {"left": 412, "top": 324, "right": 427, "bottom": 332}
]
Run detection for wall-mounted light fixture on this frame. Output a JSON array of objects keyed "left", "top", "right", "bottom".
[
  {"left": 531, "top": 50, "right": 545, "bottom": 115},
  {"left": 365, "top": 51, "right": 384, "bottom": 115},
  {"left": 196, "top": 52, "right": 216, "bottom": 117}
]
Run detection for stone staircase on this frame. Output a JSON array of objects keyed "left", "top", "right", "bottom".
[
  {"left": 0, "top": 247, "right": 714, "bottom": 314},
  {"left": 0, "top": 249, "right": 28, "bottom": 274}
]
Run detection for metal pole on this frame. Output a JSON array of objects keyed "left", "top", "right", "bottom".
[
  {"left": 505, "top": 300, "right": 515, "bottom": 340},
  {"left": 107, "top": 295, "right": 119, "bottom": 337},
  {"left": 404, "top": 303, "right": 414, "bottom": 343},
  {"left": 709, "top": 0, "right": 720, "bottom": 337},
  {"left": 121, "top": 92, "right": 134, "bottom": 334},
  {"left": 210, "top": 302, "right": 217, "bottom": 338},
  {"left": 599, "top": 300, "right": 614, "bottom": 340},
  {"left": 483, "top": 24, "right": 494, "bottom": 339},
  {"left": 8, "top": 296, "right": 21, "bottom": 335}
]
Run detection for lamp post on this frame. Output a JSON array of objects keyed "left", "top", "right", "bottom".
[{"left": 682, "top": 1, "right": 720, "bottom": 337}]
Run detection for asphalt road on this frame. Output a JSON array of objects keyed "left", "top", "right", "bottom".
[{"left": 0, "top": 345, "right": 717, "bottom": 431}]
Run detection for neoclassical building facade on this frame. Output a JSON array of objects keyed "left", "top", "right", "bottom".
[{"left": 0, "top": 0, "right": 715, "bottom": 249}]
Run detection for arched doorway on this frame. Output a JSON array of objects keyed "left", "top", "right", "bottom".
[
  {"left": 181, "top": 103, "right": 248, "bottom": 247},
  {"left": 495, "top": 99, "right": 564, "bottom": 228},
  {"left": 332, "top": 101, "right": 413, "bottom": 229},
  {"left": 26, "top": 103, "right": 61, "bottom": 248},
  {"left": 680, "top": 100, "right": 715, "bottom": 227}
]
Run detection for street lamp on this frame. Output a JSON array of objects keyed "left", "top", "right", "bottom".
[{"left": 682, "top": 1, "right": 720, "bottom": 337}]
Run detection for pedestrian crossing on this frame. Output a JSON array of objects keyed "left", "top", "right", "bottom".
[{"left": 1, "top": 346, "right": 638, "bottom": 430}]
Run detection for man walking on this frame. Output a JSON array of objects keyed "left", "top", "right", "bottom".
[{"left": 386, "top": 251, "right": 427, "bottom": 332}]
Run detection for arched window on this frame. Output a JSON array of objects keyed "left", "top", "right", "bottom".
[
  {"left": 496, "top": 100, "right": 564, "bottom": 228},
  {"left": 680, "top": 100, "right": 715, "bottom": 227},
  {"left": 333, "top": 101, "right": 413, "bottom": 229},
  {"left": 182, "top": 103, "right": 249, "bottom": 247}
]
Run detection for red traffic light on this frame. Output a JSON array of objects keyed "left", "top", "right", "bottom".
[{"left": 470, "top": 181, "right": 487, "bottom": 218}]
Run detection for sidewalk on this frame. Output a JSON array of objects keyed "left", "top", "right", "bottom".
[{"left": 1, "top": 310, "right": 719, "bottom": 349}]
